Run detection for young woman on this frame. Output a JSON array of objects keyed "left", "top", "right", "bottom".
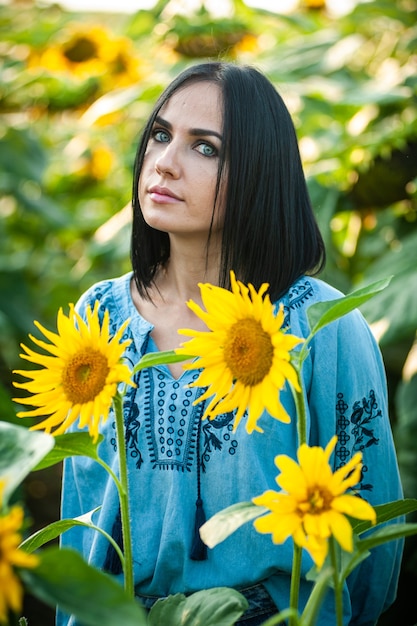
[{"left": 58, "top": 62, "right": 403, "bottom": 625}]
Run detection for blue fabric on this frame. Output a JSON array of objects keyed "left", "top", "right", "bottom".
[{"left": 57, "top": 272, "right": 404, "bottom": 626}]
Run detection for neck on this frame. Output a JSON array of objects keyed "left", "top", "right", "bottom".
[{"left": 152, "top": 235, "right": 222, "bottom": 305}]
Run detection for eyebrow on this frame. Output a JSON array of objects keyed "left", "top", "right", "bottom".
[{"left": 154, "top": 115, "right": 222, "bottom": 141}]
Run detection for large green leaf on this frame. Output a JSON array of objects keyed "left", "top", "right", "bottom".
[
  {"left": 0, "top": 422, "right": 54, "bottom": 505},
  {"left": 19, "top": 547, "right": 147, "bottom": 626},
  {"left": 306, "top": 277, "right": 391, "bottom": 337},
  {"left": 20, "top": 508, "right": 100, "bottom": 553},
  {"left": 148, "top": 587, "right": 248, "bottom": 626},
  {"left": 33, "top": 432, "right": 103, "bottom": 470},
  {"left": 351, "top": 499, "right": 417, "bottom": 535},
  {"left": 357, "top": 522, "right": 417, "bottom": 553},
  {"left": 200, "top": 501, "right": 266, "bottom": 549}
]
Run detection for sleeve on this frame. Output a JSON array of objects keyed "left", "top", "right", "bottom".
[{"left": 306, "top": 308, "right": 404, "bottom": 626}]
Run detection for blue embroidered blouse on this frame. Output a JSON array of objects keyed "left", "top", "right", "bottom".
[{"left": 58, "top": 272, "right": 403, "bottom": 626}]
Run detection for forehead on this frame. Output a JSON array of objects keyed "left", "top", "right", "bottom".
[{"left": 158, "top": 81, "right": 223, "bottom": 130}]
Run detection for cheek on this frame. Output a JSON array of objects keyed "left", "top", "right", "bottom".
[
  {"left": 215, "top": 174, "right": 228, "bottom": 226},
  {"left": 137, "top": 168, "right": 148, "bottom": 205}
]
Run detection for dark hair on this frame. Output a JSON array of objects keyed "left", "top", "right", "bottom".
[{"left": 131, "top": 62, "right": 325, "bottom": 302}]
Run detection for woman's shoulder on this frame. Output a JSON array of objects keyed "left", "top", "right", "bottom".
[
  {"left": 284, "top": 275, "right": 344, "bottom": 310},
  {"left": 75, "top": 272, "right": 134, "bottom": 320},
  {"left": 277, "top": 275, "right": 372, "bottom": 341}
]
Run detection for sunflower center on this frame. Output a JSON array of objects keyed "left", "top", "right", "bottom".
[
  {"left": 64, "top": 37, "right": 98, "bottom": 63},
  {"left": 62, "top": 349, "right": 109, "bottom": 404},
  {"left": 302, "top": 487, "right": 333, "bottom": 514},
  {"left": 223, "top": 318, "right": 274, "bottom": 386}
]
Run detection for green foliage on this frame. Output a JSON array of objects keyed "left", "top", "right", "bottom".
[
  {"left": 148, "top": 587, "right": 248, "bottom": 626},
  {"left": 20, "top": 547, "right": 147, "bottom": 626},
  {"left": 0, "top": 422, "right": 54, "bottom": 504}
]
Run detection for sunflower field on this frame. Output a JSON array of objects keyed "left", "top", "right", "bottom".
[{"left": 0, "top": 0, "right": 416, "bottom": 624}]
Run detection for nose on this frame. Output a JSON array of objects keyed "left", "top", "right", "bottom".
[{"left": 155, "top": 142, "right": 180, "bottom": 178}]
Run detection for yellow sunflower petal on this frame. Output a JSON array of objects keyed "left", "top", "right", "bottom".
[
  {"left": 275, "top": 455, "right": 308, "bottom": 496},
  {"left": 331, "top": 452, "right": 363, "bottom": 494},
  {"left": 332, "top": 494, "right": 376, "bottom": 522},
  {"left": 176, "top": 270, "right": 302, "bottom": 433},
  {"left": 326, "top": 509, "right": 354, "bottom": 552},
  {"left": 13, "top": 304, "right": 133, "bottom": 439},
  {"left": 0, "top": 506, "right": 38, "bottom": 620},
  {"left": 301, "top": 533, "right": 329, "bottom": 569},
  {"left": 254, "top": 511, "right": 301, "bottom": 544},
  {"left": 252, "top": 437, "right": 376, "bottom": 567}
]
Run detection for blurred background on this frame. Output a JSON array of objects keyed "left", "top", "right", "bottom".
[{"left": 1, "top": 0, "right": 416, "bottom": 623}]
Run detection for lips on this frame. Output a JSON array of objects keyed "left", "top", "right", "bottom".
[{"left": 148, "top": 185, "right": 182, "bottom": 203}]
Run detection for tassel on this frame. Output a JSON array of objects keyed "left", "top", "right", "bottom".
[
  {"left": 103, "top": 507, "right": 124, "bottom": 574},
  {"left": 190, "top": 497, "right": 208, "bottom": 561}
]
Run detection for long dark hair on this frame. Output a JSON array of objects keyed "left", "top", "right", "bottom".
[{"left": 131, "top": 62, "right": 325, "bottom": 302}]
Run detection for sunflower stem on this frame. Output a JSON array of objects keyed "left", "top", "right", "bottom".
[
  {"left": 113, "top": 391, "right": 134, "bottom": 597},
  {"left": 291, "top": 381, "right": 307, "bottom": 447},
  {"left": 329, "top": 536, "right": 343, "bottom": 626},
  {"left": 289, "top": 543, "right": 302, "bottom": 626},
  {"left": 96, "top": 457, "right": 124, "bottom": 494}
]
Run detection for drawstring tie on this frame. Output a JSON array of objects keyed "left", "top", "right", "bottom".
[{"left": 190, "top": 414, "right": 207, "bottom": 561}]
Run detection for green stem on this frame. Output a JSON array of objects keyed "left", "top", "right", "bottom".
[
  {"left": 289, "top": 543, "right": 302, "bottom": 626},
  {"left": 329, "top": 537, "right": 343, "bottom": 626},
  {"left": 292, "top": 381, "right": 308, "bottom": 447},
  {"left": 96, "top": 457, "right": 124, "bottom": 494},
  {"left": 113, "top": 391, "right": 134, "bottom": 597}
]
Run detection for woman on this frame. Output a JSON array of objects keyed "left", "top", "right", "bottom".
[{"left": 58, "top": 62, "right": 403, "bottom": 625}]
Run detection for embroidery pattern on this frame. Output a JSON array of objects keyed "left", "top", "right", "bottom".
[
  {"left": 119, "top": 366, "right": 241, "bottom": 473},
  {"left": 335, "top": 390, "right": 381, "bottom": 493},
  {"left": 201, "top": 413, "right": 239, "bottom": 472},
  {"left": 146, "top": 369, "right": 203, "bottom": 471},
  {"left": 281, "top": 279, "right": 314, "bottom": 327}
]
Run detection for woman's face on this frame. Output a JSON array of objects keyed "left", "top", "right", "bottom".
[{"left": 138, "top": 81, "right": 225, "bottom": 242}]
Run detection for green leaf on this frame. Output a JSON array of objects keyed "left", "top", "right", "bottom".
[
  {"left": 306, "top": 277, "right": 392, "bottom": 336},
  {"left": 148, "top": 587, "right": 248, "bottom": 626},
  {"left": 262, "top": 608, "right": 299, "bottom": 626},
  {"left": 20, "top": 508, "right": 101, "bottom": 553},
  {"left": 0, "top": 422, "right": 54, "bottom": 504},
  {"left": 199, "top": 502, "right": 266, "bottom": 549},
  {"left": 351, "top": 499, "right": 417, "bottom": 535},
  {"left": 357, "top": 522, "right": 417, "bottom": 553},
  {"left": 20, "top": 547, "right": 147, "bottom": 626},
  {"left": 133, "top": 350, "right": 193, "bottom": 374},
  {"left": 33, "top": 432, "right": 103, "bottom": 470},
  {"left": 339, "top": 548, "right": 371, "bottom": 582},
  {"left": 341, "top": 521, "right": 417, "bottom": 580}
]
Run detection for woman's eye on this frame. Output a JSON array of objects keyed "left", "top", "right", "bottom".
[
  {"left": 153, "top": 129, "right": 170, "bottom": 143},
  {"left": 195, "top": 142, "right": 218, "bottom": 157}
]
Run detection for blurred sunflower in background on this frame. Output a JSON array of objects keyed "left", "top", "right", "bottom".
[
  {"left": 0, "top": 480, "right": 39, "bottom": 623},
  {"left": 28, "top": 24, "right": 147, "bottom": 90}
]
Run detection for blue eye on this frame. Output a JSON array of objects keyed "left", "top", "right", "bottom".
[
  {"left": 153, "top": 129, "right": 170, "bottom": 143},
  {"left": 196, "top": 142, "right": 218, "bottom": 157}
]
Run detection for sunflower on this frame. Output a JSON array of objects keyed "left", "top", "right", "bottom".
[
  {"left": 28, "top": 24, "right": 146, "bottom": 89},
  {"left": 13, "top": 302, "right": 133, "bottom": 443},
  {"left": 252, "top": 436, "right": 376, "bottom": 568},
  {"left": 0, "top": 480, "right": 38, "bottom": 623},
  {"left": 176, "top": 271, "right": 303, "bottom": 434}
]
